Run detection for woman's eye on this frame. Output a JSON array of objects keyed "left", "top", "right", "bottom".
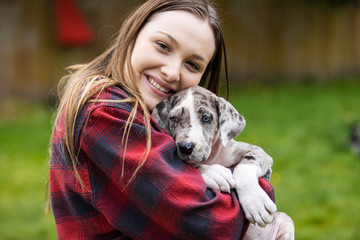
[
  {"left": 201, "top": 115, "right": 212, "bottom": 123},
  {"left": 156, "top": 42, "right": 170, "bottom": 52},
  {"left": 186, "top": 61, "right": 200, "bottom": 71}
]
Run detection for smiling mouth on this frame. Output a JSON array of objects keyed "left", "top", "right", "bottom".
[{"left": 148, "top": 77, "right": 171, "bottom": 94}]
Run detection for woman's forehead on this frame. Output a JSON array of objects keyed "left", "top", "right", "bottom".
[{"left": 144, "top": 10, "right": 216, "bottom": 61}]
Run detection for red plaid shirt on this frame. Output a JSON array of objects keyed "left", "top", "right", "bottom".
[{"left": 49, "top": 85, "right": 275, "bottom": 239}]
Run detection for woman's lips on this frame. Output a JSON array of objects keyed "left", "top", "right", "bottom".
[
  {"left": 148, "top": 77, "right": 170, "bottom": 94},
  {"left": 146, "top": 75, "right": 176, "bottom": 97}
]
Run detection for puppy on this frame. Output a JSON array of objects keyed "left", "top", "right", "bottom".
[{"left": 152, "top": 86, "right": 294, "bottom": 240}]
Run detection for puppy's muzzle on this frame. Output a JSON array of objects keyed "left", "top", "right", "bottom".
[{"left": 178, "top": 141, "right": 195, "bottom": 155}]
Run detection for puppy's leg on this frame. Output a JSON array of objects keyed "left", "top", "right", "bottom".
[
  {"left": 274, "top": 212, "right": 295, "bottom": 240},
  {"left": 234, "top": 164, "right": 277, "bottom": 227},
  {"left": 244, "top": 212, "right": 295, "bottom": 240}
]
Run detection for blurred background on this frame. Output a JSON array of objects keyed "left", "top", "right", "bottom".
[{"left": 0, "top": 0, "right": 360, "bottom": 239}]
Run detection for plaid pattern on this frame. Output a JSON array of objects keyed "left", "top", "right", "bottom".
[{"left": 50, "top": 85, "right": 275, "bottom": 239}]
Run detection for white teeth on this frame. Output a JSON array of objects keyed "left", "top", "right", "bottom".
[{"left": 149, "top": 78, "right": 170, "bottom": 93}]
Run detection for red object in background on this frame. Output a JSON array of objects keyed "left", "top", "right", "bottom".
[{"left": 55, "top": 0, "right": 94, "bottom": 46}]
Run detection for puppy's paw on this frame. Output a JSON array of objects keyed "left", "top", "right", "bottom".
[
  {"left": 233, "top": 164, "right": 277, "bottom": 226},
  {"left": 235, "top": 181, "right": 277, "bottom": 227},
  {"left": 197, "top": 164, "right": 235, "bottom": 193}
]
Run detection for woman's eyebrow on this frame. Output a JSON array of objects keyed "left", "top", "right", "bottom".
[
  {"left": 157, "top": 31, "right": 207, "bottom": 62},
  {"left": 190, "top": 54, "right": 206, "bottom": 62},
  {"left": 157, "top": 31, "right": 179, "bottom": 47}
]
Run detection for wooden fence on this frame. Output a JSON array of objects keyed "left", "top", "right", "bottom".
[
  {"left": 0, "top": 0, "right": 360, "bottom": 100},
  {"left": 221, "top": 0, "right": 360, "bottom": 82}
]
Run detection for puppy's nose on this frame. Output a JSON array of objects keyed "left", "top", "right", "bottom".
[{"left": 178, "top": 141, "right": 195, "bottom": 155}]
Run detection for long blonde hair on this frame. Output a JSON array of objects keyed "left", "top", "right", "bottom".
[{"left": 52, "top": 0, "right": 229, "bottom": 187}]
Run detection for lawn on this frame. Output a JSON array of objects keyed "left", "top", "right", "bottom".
[
  {"left": 0, "top": 100, "right": 56, "bottom": 239},
  {"left": 230, "top": 80, "right": 360, "bottom": 239},
  {"left": 1, "top": 80, "right": 359, "bottom": 239}
]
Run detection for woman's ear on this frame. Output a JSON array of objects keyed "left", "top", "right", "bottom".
[{"left": 216, "top": 97, "right": 246, "bottom": 146}]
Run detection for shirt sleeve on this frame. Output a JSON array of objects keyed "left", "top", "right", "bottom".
[{"left": 80, "top": 103, "right": 246, "bottom": 240}]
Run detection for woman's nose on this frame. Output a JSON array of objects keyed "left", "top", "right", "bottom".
[{"left": 161, "top": 60, "right": 181, "bottom": 82}]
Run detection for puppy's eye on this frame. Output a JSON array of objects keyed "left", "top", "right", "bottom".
[
  {"left": 170, "top": 116, "right": 178, "bottom": 123},
  {"left": 201, "top": 115, "right": 212, "bottom": 123}
]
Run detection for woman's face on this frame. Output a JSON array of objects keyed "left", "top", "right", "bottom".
[{"left": 131, "top": 10, "right": 216, "bottom": 111}]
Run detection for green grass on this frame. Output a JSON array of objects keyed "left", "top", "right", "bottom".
[
  {"left": 230, "top": 80, "right": 360, "bottom": 239},
  {"left": 1, "top": 80, "right": 360, "bottom": 239},
  {"left": 0, "top": 100, "right": 56, "bottom": 239}
]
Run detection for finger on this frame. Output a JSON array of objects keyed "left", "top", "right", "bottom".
[
  {"left": 256, "top": 201, "right": 276, "bottom": 225},
  {"left": 243, "top": 209, "right": 255, "bottom": 225},
  {"left": 253, "top": 213, "right": 266, "bottom": 227},
  {"left": 229, "top": 177, "right": 236, "bottom": 189},
  {"left": 216, "top": 167, "right": 235, "bottom": 189},
  {"left": 256, "top": 202, "right": 275, "bottom": 226},
  {"left": 213, "top": 174, "right": 231, "bottom": 193},
  {"left": 244, "top": 199, "right": 271, "bottom": 227},
  {"left": 246, "top": 206, "right": 265, "bottom": 227},
  {"left": 265, "top": 200, "right": 277, "bottom": 213},
  {"left": 242, "top": 203, "right": 257, "bottom": 225},
  {"left": 262, "top": 211, "right": 274, "bottom": 224},
  {"left": 220, "top": 184, "right": 231, "bottom": 193},
  {"left": 222, "top": 169, "right": 235, "bottom": 188},
  {"left": 203, "top": 176, "right": 220, "bottom": 191}
]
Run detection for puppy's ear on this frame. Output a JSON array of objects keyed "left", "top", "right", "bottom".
[
  {"left": 151, "top": 99, "right": 171, "bottom": 133},
  {"left": 216, "top": 97, "right": 246, "bottom": 146}
]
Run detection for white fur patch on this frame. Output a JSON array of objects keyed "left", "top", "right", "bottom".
[{"left": 173, "top": 89, "right": 207, "bottom": 160}]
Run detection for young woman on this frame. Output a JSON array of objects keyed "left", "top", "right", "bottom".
[{"left": 49, "top": 0, "right": 275, "bottom": 239}]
